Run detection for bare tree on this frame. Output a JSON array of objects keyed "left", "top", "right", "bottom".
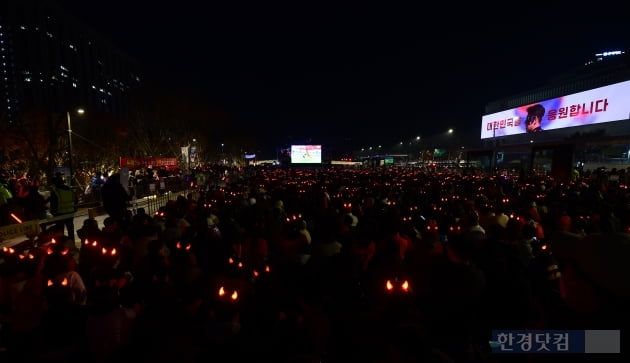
[{"left": 0, "top": 108, "right": 67, "bottom": 181}]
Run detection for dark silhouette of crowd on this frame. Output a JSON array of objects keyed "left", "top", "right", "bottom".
[{"left": 1, "top": 165, "right": 629, "bottom": 362}]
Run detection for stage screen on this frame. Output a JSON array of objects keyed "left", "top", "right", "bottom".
[
  {"left": 480, "top": 80, "right": 630, "bottom": 139},
  {"left": 290, "top": 145, "right": 322, "bottom": 164}
]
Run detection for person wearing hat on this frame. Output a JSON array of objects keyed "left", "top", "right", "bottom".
[{"left": 547, "top": 231, "right": 630, "bottom": 340}]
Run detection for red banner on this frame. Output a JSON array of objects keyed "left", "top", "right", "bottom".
[{"left": 119, "top": 157, "right": 179, "bottom": 170}]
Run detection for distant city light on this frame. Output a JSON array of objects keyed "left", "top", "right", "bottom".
[
  {"left": 595, "top": 50, "right": 625, "bottom": 57},
  {"left": 588, "top": 50, "right": 626, "bottom": 66}
]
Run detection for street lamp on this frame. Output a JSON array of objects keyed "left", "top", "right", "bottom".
[
  {"left": 66, "top": 108, "right": 85, "bottom": 187},
  {"left": 445, "top": 129, "right": 455, "bottom": 162}
]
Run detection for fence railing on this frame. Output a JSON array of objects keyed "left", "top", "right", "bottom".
[
  {"left": 79, "top": 175, "right": 199, "bottom": 216},
  {"left": 128, "top": 189, "right": 201, "bottom": 216}
]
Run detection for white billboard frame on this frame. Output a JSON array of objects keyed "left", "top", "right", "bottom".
[{"left": 480, "top": 80, "right": 630, "bottom": 139}]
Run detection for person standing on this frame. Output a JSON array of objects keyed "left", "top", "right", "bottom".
[
  {"left": 49, "top": 173, "right": 77, "bottom": 241},
  {"left": 0, "top": 175, "right": 14, "bottom": 225},
  {"left": 100, "top": 173, "right": 131, "bottom": 226},
  {"left": 18, "top": 178, "right": 48, "bottom": 221},
  {"left": 89, "top": 171, "right": 106, "bottom": 204}
]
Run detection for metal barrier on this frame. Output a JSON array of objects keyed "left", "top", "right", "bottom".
[
  {"left": 80, "top": 175, "right": 198, "bottom": 216},
  {"left": 129, "top": 188, "right": 200, "bottom": 216}
]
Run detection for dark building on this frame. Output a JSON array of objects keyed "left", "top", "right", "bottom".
[
  {"left": 473, "top": 51, "right": 630, "bottom": 178},
  {"left": 0, "top": 0, "right": 141, "bottom": 125}
]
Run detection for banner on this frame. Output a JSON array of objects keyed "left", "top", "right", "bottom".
[
  {"left": 0, "top": 220, "right": 40, "bottom": 241},
  {"left": 119, "top": 157, "right": 179, "bottom": 170},
  {"left": 481, "top": 80, "right": 630, "bottom": 139},
  {"left": 189, "top": 146, "right": 197, "bottom": 164},
  {"left": 181, "top": 146, "right": 189, "bottom": 164}
]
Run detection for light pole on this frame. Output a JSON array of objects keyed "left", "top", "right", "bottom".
[
  {"left": 66, "top": 108, "right": 84, "bottom": 186},
  {"left": 446, "top": 129, "right": 454, "bottom": 162}
]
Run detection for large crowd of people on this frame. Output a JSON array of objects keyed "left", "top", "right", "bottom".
[{"left": 1, "top": 164, "right": 629, "bottom": 362}]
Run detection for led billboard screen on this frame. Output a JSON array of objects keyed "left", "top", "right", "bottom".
[
  {"left": 480, "top": 80, "right": 630, "bottom": 139},
  {"left": 290, "top": 145, "right": 322, "bottom": 164}
]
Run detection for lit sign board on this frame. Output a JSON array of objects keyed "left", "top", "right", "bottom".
[
  {"left": 290, "top": 145, "right": 322, "bottom": 164},
  {"left": 480, "top": 80, "right": 630, "bottom": 139},
  {"left": 120, "top": 157, "right": 179, "bottom": 169}
]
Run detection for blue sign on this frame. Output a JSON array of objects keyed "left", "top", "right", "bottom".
[{"left": 490, "top": 330, "right": 620, "bottom": 354}]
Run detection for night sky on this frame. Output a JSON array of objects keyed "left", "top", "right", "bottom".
[{"left": 56, "top": 1, "right": 630, "bottom": 156}]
